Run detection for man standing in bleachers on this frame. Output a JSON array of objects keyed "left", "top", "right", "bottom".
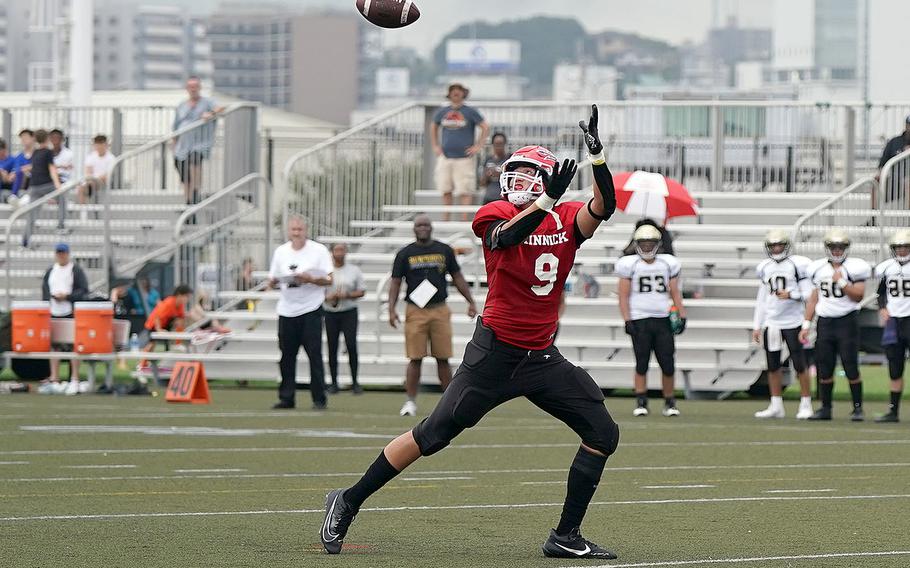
[
  {"left": 173, "top": 76, "right": 224, "bottom": 205},
  {"left": 430, "top": 83, "right": 489, "bottom": 222},
  {"left": 267, "top": 215, "right": 334, "bottom": 410}
]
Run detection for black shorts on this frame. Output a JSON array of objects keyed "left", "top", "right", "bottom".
[
  {"left": 174, "top": 151, "right": 208, "bottom": 183},
  {"left": 412, "top": 318, "right": 620, "bottom": 457},
  {"left": 763, "top": 326, "right": 807, "bottom": 373},
  {"left": 815, "top": 312, "right": 860, "bottom": 380},
  {"left": 630, "top": 317, "right": 675, "bottom": 376},
  {"left": 884, "top": 315, "right": 910, "bottom": 380}
]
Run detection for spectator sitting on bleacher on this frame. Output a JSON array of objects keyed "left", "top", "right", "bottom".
[
  {"left": 7, "top": 129, "right": 35, "bottom": 206},
  {"left": 186, "top": 291, "right": 231, "bottom": 335},
  {"left": 78, "top": 135, "right": 117, "bottom": 208},
  {"left": 0, "top": 139, "right": 16, "bottom": 196},
  {"left": 140, "top": 284, "right": 193, "bottom": 355},
  {"left": 127, "top": 276, "right": 161, "bottom": 319},
  {"left": 40, "top": 243, "right": 88, "bottom": 395},
  {"left": 49, "top": 129, "right": 74, "bottom": 185}
]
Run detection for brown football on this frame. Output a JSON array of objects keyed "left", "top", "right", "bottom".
[{"left": 355, "top": 0, "right": 420, "bottom": 29}]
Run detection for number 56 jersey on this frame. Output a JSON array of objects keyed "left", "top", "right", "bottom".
[
  {"left": 472, "top": 200, "right": 585, "bottom": 350},
  {"left": 614, "top": 254, "right": 681, "bottom": 320},
  {"left": 807, "top": 257, "right": 872, "bottom": 318}
]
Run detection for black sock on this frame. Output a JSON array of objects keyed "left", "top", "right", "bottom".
[
  {"left": 849, "top": 381, "right": 863, "bottom": 409},
  {"left": 636, "top": 394, "right": 648, "bottom": 407},
  {"left": 344, "top": 450, "right": 400, "bottom": 509},
  {"left": 556, "top": 447, "right": 608, "bottom": 536},
  {"left": 665, "top": 397, "right": 676, "bottom": 408},
  {"left": 820, "top": 381, "right": 834, "bottom": 409},
  {"left": 891, "top": 390, "right": 902, "bottom": 413}
]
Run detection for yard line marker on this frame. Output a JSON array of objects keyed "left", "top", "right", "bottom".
[
  {"left": 640, "top": 485, "right": 716, "bottom": 489},
  {"left": 520, "top": 481, "right": 564, "bottom": 485},
  {"left": 763, "top": 488, "right": 835, "bottom": 494},
  {"left": 61, "top": 465, "right": 137, "bottom": 469},
  {"left": 400, "top": 476, "right": 474, "bottom": 481},
  {"left": 5, "top": 438, "right": 910, "bottom": 457},
  {"left": 5, "top": 462, "right": 910, "bottom": 483},
  {"left": 19, "top": 425, "right": 392, "bottom": 439},
  {"left": 568, "top": 550, "right": 910, "bottom": 568},
  {"left": 3, "top": 493, "right": 910, "bottom": 522},
  {"left": 0, "top": 461, "right": 29, "bottom": 465},
  {"left": 173, "top": 468, "right": 247, "bottom": 473}
]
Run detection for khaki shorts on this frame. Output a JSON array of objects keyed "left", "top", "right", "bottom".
[
  {"left": 434, "top": 156, "right": 476, "bottom": 197},
  {"left": 405, "top": 303, "right": 453, "bottom": 360}
]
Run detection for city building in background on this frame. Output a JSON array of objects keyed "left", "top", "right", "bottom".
[
  {"left": 552, "top": 64, "right": 618, "bottom": 102},
  {"left": 441, "top": 39, "right": 525, "bottom": 100}
]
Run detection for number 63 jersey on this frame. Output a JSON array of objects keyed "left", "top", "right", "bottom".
[
  {"left": 875, "top": 258, "right": 910, "bottom": 317},
  {"left": 614, "top": 254, "right": 681, "bottom": 320},
  {"left": 472, "top": 200, "right": 585, "bottom": 350}
]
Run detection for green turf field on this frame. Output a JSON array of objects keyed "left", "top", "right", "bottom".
[{"left": 1, "top": 387, "right": 909, "bottom": 568}]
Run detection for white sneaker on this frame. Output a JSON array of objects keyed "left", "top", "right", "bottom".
[
  {"left": 632, "top": 406, "right": 649, "bottom": 417},
  {"left": 18, "top": 194, "right": 30, "bottom": 208},
  {"left": 754, "top": 405, "right": 785, "bottom": 419},
  {"left": 7, "top": 194, "right": 19, "bottom": 208},
  {"left": 662, "top": 405, "right": 681, "bottom": 417},
  {"left": 38, "top": 381, "right": 58, "bottom": 394},
  {"left": 796, "top": 404, "right": 814, "bottom": 420},
  {"left": 64, "top": 380, "right": 80, "bottom": 396},
  {"left": 399, "top": 400, "right": 417, "bottom": 417}
]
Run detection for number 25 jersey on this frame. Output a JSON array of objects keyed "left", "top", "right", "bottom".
[
  {"left": 614, "top": 254, "right": 681, "bottom": 320},
  {"left": 472, "top": 200, "right": 584, "bottom": 350}
]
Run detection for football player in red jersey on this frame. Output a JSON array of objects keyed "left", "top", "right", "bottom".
[{"left": 321, "top": 105, "right": 620, "bottom": 559}]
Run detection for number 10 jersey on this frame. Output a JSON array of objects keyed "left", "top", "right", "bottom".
[
  {"left": 614, "top": 254, "right": 681, "bottom": 320},
  {"left": 472, "top": 200, "right": 585, "bottom": 350}
]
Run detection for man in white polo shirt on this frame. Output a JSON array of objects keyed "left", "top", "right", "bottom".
[{"left": 268, "top": 216, "right": 333, "bottom": 410}]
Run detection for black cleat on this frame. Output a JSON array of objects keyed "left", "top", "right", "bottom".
[
  {"left": 272, "top": 401, "right": 295, "bottom": 409},
  {"left": 850, "top": 408, "right": 865, "bottom": 422},
  {"left": 875, "top": 410, "right": 900, "bottom": 423},
  {"left": 320, "top": 489, "right": 358, "bottom": 554},
  {"left": 542, "top": 528, "right": 617, "bottom": 560},
  {"left": 807, "top": 407, "right": 832, "bottom": 421}
]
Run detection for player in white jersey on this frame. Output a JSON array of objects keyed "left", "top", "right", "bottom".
[
  {"left": 799, "top": 230, "right": 871, "bottom": 421},
  {"left": 751, "top": 230, "right": 814, "bottom": 419},
  {"left": 616, "top": 225, "right": 686, "bottom": 417},
  {"left": 872, "top": 229, "right": 910, "bottom": 423}
]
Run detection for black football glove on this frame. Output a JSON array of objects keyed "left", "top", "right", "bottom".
[
  {"left": 624, "top": 320, "right": 636, "bottom": 336},
  {"left": 675, "top": 318, "right": 687, "bottom": 335},
  {"left": 578, "top": 104, "right": 603, "bottom": 156},
  {"left": 543, "top": 158, "right": 577, "bottom": 200}
]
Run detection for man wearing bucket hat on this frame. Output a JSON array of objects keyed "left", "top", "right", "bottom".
[
  {"left": 40, "top": 243, "right": 89, "bottom": 394},
  {"left": 430, "top": 83, "right": 489, "bottom": 222}
]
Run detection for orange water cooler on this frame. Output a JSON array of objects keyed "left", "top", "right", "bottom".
[
  {"left": 74, "top": 302, "right": 114, "bottom": 354},
  {"left": 11, "top": 301, "right": 51, "bottom": 352}
]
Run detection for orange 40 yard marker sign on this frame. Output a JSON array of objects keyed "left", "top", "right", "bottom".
[{"left": 165, "top": 361, "right": 211, "bottom": 404}]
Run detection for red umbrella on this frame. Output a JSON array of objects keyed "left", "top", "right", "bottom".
[{"left": 612, "top": 170, "right": 698, "bottom": 221}]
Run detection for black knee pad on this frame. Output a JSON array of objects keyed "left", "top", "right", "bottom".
[
  {"left": 411, "top": 419, "right": 450, "bottom": 456},
  {"left": 585, "top": 419, "right": 620, "bottom": 457}
]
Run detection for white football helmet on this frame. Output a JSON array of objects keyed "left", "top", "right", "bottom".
[
  {"left": 499, "top": 145, "right": 557, "bottom": 207},
  {"left": 764, "top": 229, "right": 791, "bottom": 261},
  {"left": 890, "top": 229, "right": 910, "bottom": 264},
  {"left": 823, "top": 229, "right": 850, "bottom": 263},
  {"left": 633, "top": 224, "right": 662, "bottom": 261}
]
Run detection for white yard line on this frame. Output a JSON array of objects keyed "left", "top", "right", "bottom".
[
  {"left": 763, "top": 488, "right": 835, "bottom": 494},
  {"left": 61, "top": 465, "right": 136, "bottom": 469},
  {"left": 2, "top": 493, "right": 910, "bottom": 522},
  {"left": 173, "top": 468, "right": 247, "bottom": 473},
  {"left": 400, "top": 476, "right": 475, "bottom": 481},
  {"left": 568, "top": 550, "right": 910, "bottom": 568},
  {"left": 4, "top": 462, "right": 910, "bottom": 484},
  {"left": 640, "top": 485, "right": 716, "bottom": 489},
  {"left": 0, "top": 461, "right": 29, "bottom": 465},
  {"left": 4, "top": 438, "right": 910, "bottom": 457}
]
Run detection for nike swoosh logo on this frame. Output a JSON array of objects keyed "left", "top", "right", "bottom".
[
  {"left": 322, "top": 494, "right": 340, "bottom": 541},
  {"left": 554, "top": 542, "right": 590, "bottom": 556}
]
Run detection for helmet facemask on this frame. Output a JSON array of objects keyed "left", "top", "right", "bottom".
[
  {"left": 892, "top": 244, "right": 910, "bottom": 264},
  {"left": 825, "top": 243, "right": 849, "bottom": 263},
  {"left": 500, "top": 163, "right": 546, "bottom": 207},
  {"left": 635, "top": 239, "right": 660, "bottom": 261},
  {"left": 765, "top": 240, "right": 790, "bottom": 262}
]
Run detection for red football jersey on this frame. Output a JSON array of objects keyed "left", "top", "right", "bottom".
[{"left": 472, "top": 200, "right": 585, "bottom": 350}]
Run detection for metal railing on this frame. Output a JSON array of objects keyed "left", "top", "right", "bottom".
[
  {"left": 790, "top": 177, "right": 878, "bottom": 261},
  {"left": 3, "top": 177, "right": 107, "bottom": 310},
  {"left": 109, "top": 174, "right": 269, "bottom": 306},
  {"left": 282, "top": 102, "right": 425, "bottom": 237},
  {"left": 876, "top": 148, "right": 910, "bottom": 257}
]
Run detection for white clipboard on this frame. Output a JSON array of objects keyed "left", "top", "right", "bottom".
[{"left": 409, "top": 279, "right": 439, "bottom": 309}]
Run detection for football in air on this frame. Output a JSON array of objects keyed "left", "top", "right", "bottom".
[{"left": 355, "top": 0, "right": 420, "bottom": 29}]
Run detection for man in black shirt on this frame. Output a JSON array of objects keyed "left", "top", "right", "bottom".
[
  {"left": 875, "top": 116, "right": 910, "bottom": 208},
  {"left": 21, "top": 130, "right": 65, "bottom": 248},
  {"left": 389, "top": 214, "right": 477, "bottom": 417}
]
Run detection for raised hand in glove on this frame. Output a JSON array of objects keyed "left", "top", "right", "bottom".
[
  {"left": 543, "top": 158, "right": 577, "bottom": 201},
  {"left": 578, "top": 104, "right": 603, "bottom": 156}
]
